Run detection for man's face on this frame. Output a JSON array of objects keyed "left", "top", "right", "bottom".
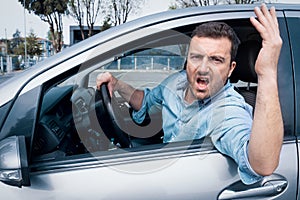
[{"left": 185, "top": 36, "right": 236, "bottom": 103}]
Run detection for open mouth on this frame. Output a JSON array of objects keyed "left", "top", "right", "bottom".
[
  {"left": 197, "top": 77, "right": 209, "bottom": 84},
  {"left": 196, "top": 77, "right": 209, "bottom": 90}
]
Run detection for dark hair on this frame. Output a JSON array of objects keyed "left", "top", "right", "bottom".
[{"left": 191, "top": 22, "right": 240, "bottom": 62}]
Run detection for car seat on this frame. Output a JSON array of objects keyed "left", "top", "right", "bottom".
[{"left": 230, "top": 40, "right": 261, "bottom": 109}]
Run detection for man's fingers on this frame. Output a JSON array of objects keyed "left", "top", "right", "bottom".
[
  {"left": 270, "top": 6, "right": 279, "bottom": 31},
  {"left": 253, "top": 5, "right": 268, "bottom": 27},
  {"left": 251, "top": 4, "right": 279, "bottom": 41},
  {"left": 250, "top": 16, "right": 266, "bottom": 39},
  {"left": 96, "top": 73, "right": 103, "bottom": 90},
  {"left": 96, "top": 72, "right": 109, "bottom": 90},
  {"left": 261, "top": 4, "right": 278, "bottom": 34},
  {"left": 251, "top": 6, "right": 267, "bottom": 38}
]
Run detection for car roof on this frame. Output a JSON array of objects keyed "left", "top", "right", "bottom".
[{"left": 0, "top": 3, "right": 299, "bottom": 106}]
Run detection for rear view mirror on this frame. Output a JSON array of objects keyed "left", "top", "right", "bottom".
[{"left": 0, "top": 136, "right": 30, "bottom": 187}]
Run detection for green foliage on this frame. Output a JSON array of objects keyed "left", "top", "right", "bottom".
[
  {"left": 21, "top": 0, "right": 69, "bottom": 16},
  {"left": 19, "top": 0, "right": 68, "bottom": 53},
  {"left": 12, "top": 30, "right": 42, "bottom": 58},
  {"left": 101, "top": 17, "right": 112, "bottom": 31},
  {"left": 10, "top": 30, "right": 23, "bottom": 55},
  {"left": 18, "top": 0, "right": 146, "bottom": 48},
  {"left": 26, "top": 31, "right": 43, "bottom": 57}
]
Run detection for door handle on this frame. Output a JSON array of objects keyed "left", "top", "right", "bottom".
[{"left": 218, "top": 174, "right": 287, "bottom": 199}]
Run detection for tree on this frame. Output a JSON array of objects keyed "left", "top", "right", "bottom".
[
  {"left": 101, "top": 16, "right": 112, "bottom": 31},
  {"left": 68, "top": 0, "right": 142, "bottom": 41},
  {"left": 26, "top": 31, "right": 43, "bottom": 58},
  {"left": 13, "top": 30, "right": 42, "bottom": 58},
  {"left": 227, "top": 0, "right": 273, "bottom": 4},
  {"left": 84, "top": 0, "right": 103, "bottom": 37},
  {"left": 170, "top": 0, "right": 265, "bottom": 9},
  {"left": 9, "top": 30, "right": 23, "bottom": 55},
  {"left": 69, "top": 0, "right": 104, "bottom": 40},
  {"left": 19, "top": 0, "right": 69, "bottom": 53},
  {"left": 108, "top": 0, "right": 145, "bottom": 26},
  {"left": 69, "top": 0, "right": 85, "bottom": 40},
  {"left": 170, "top": 0, "right": 217, "bottom": 8}
]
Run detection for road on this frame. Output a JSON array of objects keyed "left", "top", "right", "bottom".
[
  {"left": 0, "top": 73, "right": 16, "bottom": 84},
  {"left": 89, "top": 70, "right": 176, "bottom": 88}
]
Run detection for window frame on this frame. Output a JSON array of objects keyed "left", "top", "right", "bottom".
[
  {"left": 28, "top": 10, "right": 294, "bottom": 170},
  {"left": 285, "top": 11, "right": 300, "bottom": 136}
]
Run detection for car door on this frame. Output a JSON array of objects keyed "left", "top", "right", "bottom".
[
  {"left": 285, "top": 9, "right": 300, "bottom": 200},
  {"left": 0, "top": 6, "right": 297, "bottom": 200}
]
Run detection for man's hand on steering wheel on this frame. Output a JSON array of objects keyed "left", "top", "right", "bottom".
[
  {"left": 96, "top": 72, "right": 117, "bottom": 97},
  {"left": 93, "top": 80, "right": 132, "bottom": 148}
]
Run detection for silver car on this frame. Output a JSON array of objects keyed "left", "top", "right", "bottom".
[{"left": 0, "top": 3, "right": 299, "bottom": 199}]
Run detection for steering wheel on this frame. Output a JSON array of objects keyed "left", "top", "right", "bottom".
[
  {"left": 72, "top": 86, "right": 111, "bottom": 152},
  {"left": 93, "top": 83, "right": 132, "bottom": 148}
]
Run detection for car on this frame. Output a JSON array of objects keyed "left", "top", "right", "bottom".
[{"left": 0, "top": 3, "right": 299, "bottom": 199}]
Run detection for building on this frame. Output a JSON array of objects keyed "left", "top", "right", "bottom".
[
  {"left": 69, "top": 26, "right": 101, "bottom": 46},
  {"left": 36, "top": 38, "right": 53, "bottom": 61}
]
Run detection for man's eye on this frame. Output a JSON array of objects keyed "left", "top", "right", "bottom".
[
  {"left": 210, "top": 57, "right": 224, "bottom": 64},
  {"left": 190, "top": 55, "right": 202, "bottom": 60}
]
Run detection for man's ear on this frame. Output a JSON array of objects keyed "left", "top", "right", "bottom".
[{"left": 228, "top": 61, "right": 236, "bottom": 78}]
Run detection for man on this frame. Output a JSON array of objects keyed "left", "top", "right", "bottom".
[{"left": 96, "top": 4, "right": 283, "bottom": 185}]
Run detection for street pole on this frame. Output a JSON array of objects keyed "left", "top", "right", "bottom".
[
  {"left": 5, "top": 28, "right": 7, "bottom": 56},
  {"left": 0, "top": 56, "right": 3, "bottom": 75},
  {"left": 24, "top": 0, "right": 27, "bottom": 68},
  {"left": 4, "top": 28, "right": 7, "bottom": 74}
]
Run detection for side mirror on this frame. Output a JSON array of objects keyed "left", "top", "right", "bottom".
[{"left": 0, "top": 136, "right": 30, "bottom": 187}]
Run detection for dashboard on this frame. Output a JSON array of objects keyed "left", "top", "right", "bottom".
[{"left": 32, "top": 85, "right": 85, "bottom": 157}]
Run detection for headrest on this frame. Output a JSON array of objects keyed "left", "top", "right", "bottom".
[{"left": 230, "top": 40, "right": 261, "bottom": 83}]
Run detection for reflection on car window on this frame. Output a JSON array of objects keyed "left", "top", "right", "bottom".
[
  {"left": 32, "top": 17, "right": 292, "bottom": 163},
  {"left": 103, "top": 45, "right": 187, "bottom": 71},
  {"left": 32, "top": 33, "right": 192, "bottom": 161}
]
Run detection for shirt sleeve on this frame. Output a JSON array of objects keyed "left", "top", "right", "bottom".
[
  {"left": 238, "top": 141, "right": 263, "bottom": 185},
  {"left": 131, "top": 88, "right": 150, "bottom": 124},
  {"left": 132, "top": 86, "right": 163, "bottom": 124},
  {"left": 209, "top": 95, "right": 263, "bottom": 185}
]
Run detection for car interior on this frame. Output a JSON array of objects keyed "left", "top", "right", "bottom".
[{"left": 31, "top": 18, "right": 261, "bottom": 163}]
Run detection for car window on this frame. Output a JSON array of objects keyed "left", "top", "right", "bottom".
[
  {"left": 0, "top": 101, "right": 12, "bottom": 133},
  {"left": 98, "top": 44, "right": 187, "bottom": 89},
  {"left": 275, "top": 17, "right": 294, "bottom": 137},
  {"left": 31, "top": 33, "right": 190, "bottom": 161},
  {"left": 0, "top": 86, "right": 41, "bottom": 141},
  {"left": 285, "top": 12, "right": 300, "bottom": 135},
  {"left": 31, "top": 16, "right": 293, "bottom": 164},
  {"left": 104, "top": 46, "right": 187, "bottom": 71}
]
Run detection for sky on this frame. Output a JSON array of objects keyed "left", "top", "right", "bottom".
[
  {"left": 0, "top": 0, "right": 173, "bottom": 45},
  {"left": 1, "top": 0, "right": 299, "bottom": 45}
]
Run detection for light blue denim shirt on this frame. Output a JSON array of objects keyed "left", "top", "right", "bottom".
[{"left": 132, "top": 70, "right": 262, "bottom": 185}]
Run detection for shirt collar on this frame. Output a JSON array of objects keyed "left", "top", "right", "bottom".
[{"left": 176, "top": 70, "right": 232, "bottom": 106}]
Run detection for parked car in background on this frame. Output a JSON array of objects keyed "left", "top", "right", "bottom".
[{"left": 0, "top": 3, "right": 299, "bottom": 199}]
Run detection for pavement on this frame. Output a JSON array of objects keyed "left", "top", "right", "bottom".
[{"left": 0, "top": 71, "right": 23, "bottom": 84}]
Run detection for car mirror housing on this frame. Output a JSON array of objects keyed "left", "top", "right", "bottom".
[{"left": 0, "top": 136, "right": 30, "bottom": 187}]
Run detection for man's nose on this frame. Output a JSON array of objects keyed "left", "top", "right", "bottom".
[{"left": 197, "top": 57, "right": 210, "bottom": 73}]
